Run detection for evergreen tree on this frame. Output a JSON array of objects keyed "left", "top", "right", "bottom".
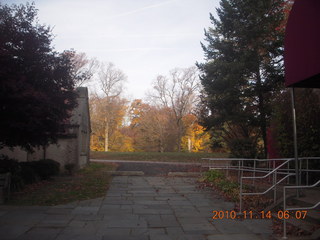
[{"left": 197, "top": 0, "right": 286, "bottom": 157}]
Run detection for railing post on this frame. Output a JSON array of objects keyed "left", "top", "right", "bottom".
[
  {"left": 274, "top": 171, "right": 277, "bottom": 203},
  {"left": 268, "top": 159, "right": 271, "bottom": 183},
  {"left": 239, "top": 170, "right": 243, "bottom": 213},
  {"left": 238, "top": 160, "right": 241, "bottom": 183},
  {"left": 287, "top": 160, "right": 290, "bottom": 184},
  {"left": 299, "top": 158, "right": 302, "bottom": 186},
  {"left": 253, "top": 159, "right": 256, "bottom": 186},
  {"left": 242, "top": 159, "right": 244, "bottom": 181},
  {"left": 283, "top": 187, "right": 287, "bottom": 239},
  {"left": 306, "top": 159, "right": 309, "bottom": 185},
  {"left": 226, "top": 164, "right": 229, "bottom": 178},
  {"left": 291, "top": 88, "right": 299, "bottom": 197}
]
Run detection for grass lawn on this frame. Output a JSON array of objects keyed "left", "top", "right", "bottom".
[
  {"left": 90, "top": 151, "right": 228, "bottom": 163},
  {"left": 8, "top": 162, "right": 117, "bottom": 206}
]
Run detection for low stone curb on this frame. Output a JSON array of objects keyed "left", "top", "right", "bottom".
[
  {"left": 167, "top": 172, "right": 202, "bottom": 177},
  {"left": 106, "top": 171, "right": 145, "bottom": 176}
]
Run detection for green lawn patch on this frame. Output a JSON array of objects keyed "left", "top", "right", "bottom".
[
  {"left": 8, "top": 162, "right": 117, "bottom": 206},
  {"left": 90, "top": 151, "right": 227, "bottom": 163},
  {"left": 200, "top": 169, "right": 273, "bottom": 211},
  {"left": 200, "top": 169, "right": 240, "bottom": 202}
]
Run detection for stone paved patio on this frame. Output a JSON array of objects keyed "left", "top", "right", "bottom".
[{"left": 0, "top": 176, "right": 273, "bottom": 240}]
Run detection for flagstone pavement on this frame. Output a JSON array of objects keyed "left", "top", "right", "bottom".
[{"left": 0, "top": 176, "right": 273, "bottom": 240}]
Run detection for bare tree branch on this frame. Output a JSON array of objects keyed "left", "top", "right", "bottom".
[{"left": 150, "top": 66, "right": 201, "bottom": 151}]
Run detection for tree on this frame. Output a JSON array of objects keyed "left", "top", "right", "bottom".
[
  {"left": 90, "top": 62, "right": 127, "bottom": 151},
  {"left": 150, "top": 66, "right": 200, "bottom": 151},
  {"left": 69, "top": 51, "right": 98, "bottom": 87},
  {"left": 129, "top": 101, "right": 174, "bottom": 152},
  {"left": 89, "top": 94, "right": 128, "bottom": 152},
  {"left": 197, "top": 0, "right": 286, "bottom": 157},
  {"left": 99, "top": 62, "right": 126, "bottom": 98},
  {"left": 271, "top": 89, "right": 320, "bottom": 158},
  {"left": 0, "top": 3, "right": 78, "bottom": 151},
  {"left": 181, "top": 114, "right": 211, "bottom": 152}
]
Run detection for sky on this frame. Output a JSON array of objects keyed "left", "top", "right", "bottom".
[{"left": 5, "top": 0, "right": 220, "bottom": 100}]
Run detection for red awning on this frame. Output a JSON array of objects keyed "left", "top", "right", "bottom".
[{"left": 285, "top": 0, "right": 320, "bottom": 88}]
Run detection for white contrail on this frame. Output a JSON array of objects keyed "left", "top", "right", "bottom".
[
  {"left": 109, "top": 0, "right": 177, "bottom": 18},
  {"left": 95, "top": 47, "right": 176, "bottom": 52}
]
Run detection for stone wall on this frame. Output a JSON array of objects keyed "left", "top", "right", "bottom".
[
  {"left": 0, "top": 87, "right": 91, "bottom": 171},
  {"left": 0, "top": 137, "right": 78, "bottom": 170}
]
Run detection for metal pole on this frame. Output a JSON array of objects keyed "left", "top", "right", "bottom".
[
  {"left": 287, "top": 161, "right": 290, "bottom": 184},
  {"left": 306, "top": 159, "right": 309, "bottom": 185},
  {"left": 283, "top": 187, "right": 287, "bottom": 239},
  {"left": 239, "top": 169, "right": 243, "bottom": 213},
  {"left": 274, "top": 171, "right": 277, "bottom": 203},
  {"left": 253, "top": 159, "right": 256, "bottom": 186},
  {"left": 268, "top": 160, "right": 271, "bottom": 182},
  {"left": 299, "top": 159, "right": 302, "bottom": 186},
  {"left": 291, "top": 88, "right": 299, "bottom": 193},
  {"left": 227, "top": 164, "right": 229, "bottom": 178},
  {"left": 238, "top": 160, "right": 241, "bottom": 183}
]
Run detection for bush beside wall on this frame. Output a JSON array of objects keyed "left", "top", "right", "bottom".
[{"left": 0, "top": 155, "right": 60, "bottom": 190}]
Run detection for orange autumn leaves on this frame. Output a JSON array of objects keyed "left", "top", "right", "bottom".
[{"left": 90, "top": 98, "right": 210, "bottom": 152}]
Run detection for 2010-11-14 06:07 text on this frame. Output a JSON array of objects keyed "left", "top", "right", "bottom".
[{"left": 212, "top": 210, "right": 308, "bottom": 220}]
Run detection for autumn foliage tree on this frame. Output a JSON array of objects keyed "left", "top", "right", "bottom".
[
  {"left": 181, "top": 114, "right": 211, "bottom": 152},
  {"left": 89, "top": 62, "right": 128, "bottom": 152},
  {"left": 0, "top": 3, "right": 78, "bottom": 151},
  {"left": 127, "top": 99, "right": 210, "bottom": 153},
  {"left": 128, "top": 100, "right": 174, "bottom": 152},
  {"left": 150, "top": 66, "right": 201, "bottom": 151},
  {"left": 90, "top": 94, "right": 129, "bottom": 151}
]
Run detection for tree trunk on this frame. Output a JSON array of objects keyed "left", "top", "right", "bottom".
[
  {"left": 188, "top": 137, "right": 192, "bottom": 152},
  {"left": 43, "top": 144, "right": 47, "bottom": 159},
  {"left": 159, "top": 139, "right": 164, "bottom": 153},
  {"left": 177, "top": 120, "right": 183, "bottom": 152},
  {"left": 104, "top": 120, "right": 109, "bottom": 152},
  {"left": 256, "top": 69, "right": 267, "bottom": 157}
]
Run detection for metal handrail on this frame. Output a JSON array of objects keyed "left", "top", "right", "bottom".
[
  {"left": 283, "top": 180, "right": 320, "bottom": 239},
  {"left": 205, "top": 158, "right": 294, "bottom": 183},
  {"left": 205, "top": 157, "right": 320, "bottom": 186},
  {"left": 210, "top": 166, "right": 290, "bottom": 174},
  {"left": 203, "top": 157, "right": 320, "bottom": 216},
  {"left": 243, "top": 174, "right": 294, "bottom": 196},
  {"left": 239, "top": 159, "right": 294, "bottom": 212},
  {"left": 204, "top": 158, "right": 292, "bottom": 162},
  {"left": 241, "top": 159, "right": 293, "bottom": 179}
]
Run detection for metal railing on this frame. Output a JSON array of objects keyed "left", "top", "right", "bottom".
[
  {"left": 282, "top": 180, "right": 320, "bottom": 239},
  {"left": 204, "top": 158, "right": 293, "bottom": 184},
  {"left": 205, "top": 157, "right": 320, "bottom": 185},
  {"left": 204, "top": 157, "right": 320, "bottom": 213},
  {"left": 239, "top": 159, "right": 294, "bottom": 212}
]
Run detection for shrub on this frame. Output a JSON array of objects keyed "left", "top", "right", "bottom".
[
  {"left": 64, "top": 163, "right": 76, "bottom": 175},
  {"left": 228, "top": 138, "right": 257, "bottom": 159},
  {"left": 0, "top": 155, "right": 24, "bottom": 190},
  {"left": 0, "top": 156, "right": 60, "bottom": 189},
  {"left": 204, "top": 170, "right": 224, "bottom": 182},
  {"left": 34, "top": 159, "right": 60, "bottom": 180},
  {"left": 19, "top": 162, "right": 39, "bottom": 184},
  {"left": 204, "top": 169, "right": 240, "bottom": 201},
  {"left": 0, "top": 155, "right": 20, "bottom": 173}
]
